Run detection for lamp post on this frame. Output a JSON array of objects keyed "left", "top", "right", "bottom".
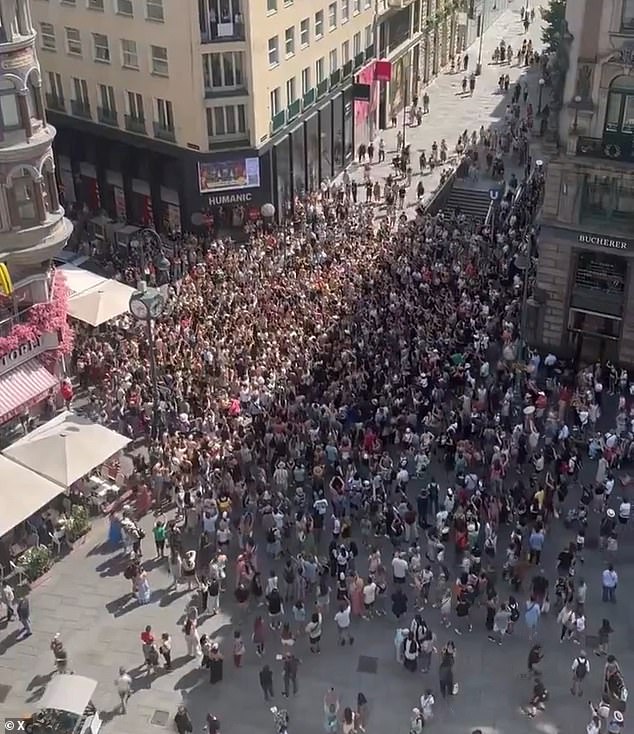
[
  {"left": 130, "top": 227, "right": 171, "bottom": 290},
  {"left": 537, "top": 77, "right": 545, "bottom": 115},
  {"left": 572, "top": 94, "right": 582, "bottom": 131},
  {"left": 129, "top": 288, "right": 166, "bottom": 439},
  {"left": 475, "top": 0, "right": 486, "bottom": 76},
  {"left": 513, "top": 234, "right": 533, "bottom": 401}
]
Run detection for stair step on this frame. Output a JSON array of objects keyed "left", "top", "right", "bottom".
[{"left": 443, "top": 186, "right": 491, "bottom": 219}]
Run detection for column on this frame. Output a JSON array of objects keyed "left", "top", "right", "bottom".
[
  {"left": 17, "top": 91, "right": 32, "bottom": 139},
  {"left": 33, "top": 177, "right": 46, "bottom": 223}
]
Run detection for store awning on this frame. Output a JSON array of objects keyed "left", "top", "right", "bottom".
[
  {"left": 0, "top": 456, "right": 65, "bottom": 538},
  {"left": 67, "top": 280, "right": 135, "bottom": 326},
  {"left": 59, "top": 263, "right": 107, "bottom": 296},
  {"left": 0, "top": 360, "right": 58, "bottom": 425},
  {"left": 2, "top": 411, "right": 131, "bottom": 488},
  {"left": 36, "top": 674, "right": 98, "bottom": 716}
]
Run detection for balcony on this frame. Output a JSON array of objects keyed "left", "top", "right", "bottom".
[
  {"left": 330, "top": 69, "right": 341, "bottom": 87},
  {"left": 204, "top": 85, "right": 248, "bottom": 100},
  {"left": 343, "top": 60, "right": 353, "bottom": 78},
  {"left": 576, "top": 135, "right": 634, "bottom": 163},
  {"left": 97, "top": 106, "right": 118, "bottom": 127},
  {"left": 45, "top": 93, "right": 65, "bottom": 112},
  {"left": 303, "top": 88, "right": 316, "bottom": 109},
  {"left": 387, "top": 0, "right": 414, "bottom": 6},
  {"left": 271, "top": 110, "right": 286, "bottom": 133},
  {"left": 365, "top": 44, "right": 375, "bottom": 61},
  {"left": 70, "top": 99, "right": 91, "bottom": 119},
  {"left": 317, "top": 79, "right": 329, "bottom": 98},
  {"left": 153, "top": 122, "right": 176, "bottom": 143},
  {"left": 200, "top": 21, "right": 245, "bottom": 44},
  {"left": 287, "top": 99, "right": 300, "bottom": 121},
  {"left": 354, "top": 51, "right": 365, "bottom": 70},
  {"left": 124, "top": 114, "right": 147, "bottom": 134}
]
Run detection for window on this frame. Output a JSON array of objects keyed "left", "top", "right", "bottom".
[
  {"left": 155, "top": 98, "right": 174, "bottom": 129},
  {"left": 353, "top": 0, "right": 361, "bottom": 13},
  {"left": 116, "top": 0, "right": 133, "bottom": 15},
  {"left": 99, "top": 84, "right": 116, "bottom": 112},
  {"left": 268, "top": 36, "right": 279, "bottom": 66},
  {"left": 72, "top": 77, "right": 89, "bottom": 105},
  {"left": 301, "top": 66, "right": 310, "bottom": 95},
  {"left": 87, "top": 0, "right": 104, "bottom": 9},
  {"left": 353, "top": 31, "right": 361, "bottom": 55},
  {"left": 623, "top": 0, "right": 634, "bottom": 29},
  {"left": 284, "top": 0, "right": 293, "bottom": 5},
  {"left": 150, "top": 45, "right": 169, "bottom": 76},
  {"left": 12, "top": 175, "right": 38, "bottom": 225},
  {"left": 270, "top": 87, "right": 280, "bottom": 116},
  {"left": 316, "top": 56, "right": 325, "bottom": 83},
  {"left": 315, "top": 10, "right": 324, "bottom": 38},
  {"left": 604, "top": 75, "right": 634, "bottom": 134},
  {"left": 121, "top": 39, "right": 138, "bottom": 68},
  {"left": 146, "top": 0, "right": 165, "bottom": 21},
  {"left": 328, "top": 2, "right": 337, "bottom": 29},
  {"left": 65, "top": 27, "right": 82, "bottom": 56},
  {"left": 206, "top": 104, "right": 246, "bottom": 137},
  {"left": 267, "top": 0, "right": 277, "bottom": 11},
  {"left": 329, "top": 48, "right": 337, "bottom": 73},
  {"left": 127, "top": 90, "right": 144, "bottom": 119},
  {"left": 92, "top": 33, "right": 110, "bottom": 62},
  {"left": 300, "top": 18, "right": 309, "bottom": 47},
  {"left": 285, "top": 26, "right": 295, "bottom": 56},
  {"left": 286, "top": 76, "right": 296, "bottom": 105},
  {"left": 47, "top": 72, "right": 64, "bottom": 101},
  {"left": 202, "top": 52, "right": 244, "bottom": 89},
  {"left": 364, "top": 0, "right": 371, "bottom": 7},
  {"left": 341, "top": 0, "right": 349, "bottom": 22},
  {"left": 342, "top": 40, "right": 350, "bottom": 63},
  {"left": 0, "top": 82, "right": 20, "bottom": 128},
  {"left": 60, "top": 0, "right": 76, "bottom": 4},
  {"left": 40, "top": 22, "right": 56, "bottom": 51},
  {"left": 364, "top": 24, "right": 372, "bottom": 47}
]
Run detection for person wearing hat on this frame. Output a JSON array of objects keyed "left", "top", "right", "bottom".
[
  {"left": 409, "top": 707, "right": 424, "bottom": 734},
  {"left": 608, "top": 710, "right": 624, "bottom": 733}
]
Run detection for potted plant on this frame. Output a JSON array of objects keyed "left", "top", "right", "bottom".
[
  {"left": 20, "top": 545, "right": 53, "bottom": 582},
  {"left": 67, "top": 505, "right": 92, "bottom": 542}
]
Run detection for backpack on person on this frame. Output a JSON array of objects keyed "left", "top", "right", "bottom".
[{"left": 574, "top": 657, "right": 589, "bottom": 679}]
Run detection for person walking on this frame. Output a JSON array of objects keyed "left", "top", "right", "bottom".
[
  {"left": 422, "top": 93, "right": 430, "bottom": 114},
  {"left": 438, "top": 641, "right": 456, "bottom": 699},
  {"left": 16, "top": 597, "right": 31, "bottom": 637},
  {"left": 159, "top": 632, "right": 172, "bottom": 670},
  {"left": 259, "top": 664, "right": 274, "bottom": 700},
  {"left": 601, "top": 564, "right": 618, "bottom": 602},
  {"left": 1, "top": 581, "right": 15, "bottom": 621},
  {"left": 174, "top": 705, "right": 193, "bottom": 734},
  {"left": 595, "top": 618, "right": 613, "bottom": 656},
  {"left": 334, "top": 599, "right": 354, "bottom": 645},
  {"left": 282, "top": 652, "right": 300, "bottom": 697},
  {"left": 153, "top": 517, "right": 167, "bottom": 559},
  {"left": 115, "top": 666, "right": 132, "bottom": 713},
  {"left": 571, "top": 651, "right": 590, "bottom": 696}
]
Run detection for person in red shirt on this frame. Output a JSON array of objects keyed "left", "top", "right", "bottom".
[{"left": 141, "top": 625, "right": 154, "bottom": 645}]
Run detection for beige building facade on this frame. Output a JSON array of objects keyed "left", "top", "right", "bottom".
[
  {"left": 534, "top": 0, "right": 634, "bottom": 366},
  {"left": 29, "top": 0, "right": 488, "bottom": 228}
]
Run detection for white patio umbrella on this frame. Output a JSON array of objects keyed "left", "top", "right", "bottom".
[{"left": 67, "top": 280, "right": 136, "bottom": 326}]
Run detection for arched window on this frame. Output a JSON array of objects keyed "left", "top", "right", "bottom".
[
  {"left": 0, "top": 79, "right": 21, "bottom": 130},
  {"left": 623, "top": 0, "right": 634, "bottom": 30},
  {"left": 7, "top": 168, "right": 40, "bottom": 227},
  {"left": 604, "top": 75, "right": 634, "bottom": 135},
  {"left": 26, "top": 72, "right": 44, "bottom": 125}
]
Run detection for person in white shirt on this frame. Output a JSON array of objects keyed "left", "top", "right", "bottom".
[
  {"left": 601, "top": 565, "right": 618, "bottom": 603},
  {"left": 420, "top": 690, "right": 435, "bottom": 721},
  {"left": 115, "top": 666, "right": 132, "bottom": 713},
  {"left": 362, "top": 580, "right": 377, "bottom": 619},
  {"left": 391, "top": 553, "right": 408, "bottom": 584},
  {"left": 334, "top": 602, "right": 353, "bottom": 645},
  {"left": 618, "top": 498, "right": 630, "bottom": 524}
]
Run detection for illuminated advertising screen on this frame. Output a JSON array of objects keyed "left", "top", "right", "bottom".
[{"left": 197, "top": 157, "right": 260, "bottom": 193}]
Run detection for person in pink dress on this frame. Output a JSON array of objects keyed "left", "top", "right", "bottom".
[{"left": 348, "top": 573, "right": 365, "bottom": 617}]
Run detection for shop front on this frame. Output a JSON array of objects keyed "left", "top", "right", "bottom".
[
  {"left": 354, "top": 62, "right": 378, "bottom": 149},
  {"left": 535, "top": 225, "right": 634, "bottom": 365}
]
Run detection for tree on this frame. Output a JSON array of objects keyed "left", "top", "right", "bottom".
[{"left": 541, "top": 0, "right": 567, "bottom": 53}]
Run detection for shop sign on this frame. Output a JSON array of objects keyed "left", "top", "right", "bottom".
[
  {"left": 208, "top": 192, "right": 253, "bottom": 206},
  {"left": 578, "top": 233, "right": 632, "bottom": 251},
  {"left": 0, "top": 332, "right": 59, "bottom": 375},
  {"left": 374, "top": 61, "right": 392, "bottom": 82},
  {"left": 1, "top": 48, "right": 34, "bottom": 70}
]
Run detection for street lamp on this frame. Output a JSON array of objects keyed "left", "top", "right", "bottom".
[
  {"left": 129, "top": 288, "right": 166, "bottom": 438},
  {"left": 475, "top": 0, "right": 486, "bottom": 76},
  {"left": 130, "top": 227, "right": 171, "bottom": 290},
  {"left": 513, "top": 237, "right": 533, "bottom": 400},
  {"left": 537, "top": 78, "right": 545, "bottom": 115},
  {"left": 572, "top": 95, "right": 582, "bottom": 131}
]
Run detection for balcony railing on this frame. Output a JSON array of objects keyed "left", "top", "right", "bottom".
[
  {"left": 125, "top": 115, "right": 147, "bottom": 134},
  {"left": 576, "top": 135, "right": 634, "bottom": 163},
  {"left": 70, "top": 99, "right": 91, "bottom": 119},
  {"left": 317, "top": 79, "right": 328, "bottom": 98},
  {"left": 45, "top": 93, "right": 65, "bottom": 112},
  {"left": 271, "top": 110, "right": 286, "bottom": 133},
  {"left": 343, "top": 60, "right": 353, "bottom": 77},
  {"left": 330, "top": 69, "right": 341, "bottom": 87},
  {"left": 287, "top": 99, "right": 300, "bottom": 121},
  {"left": 153, "top": 122, "right": 176, "bottom": 142},
  {"left": 97, "top": 106, "right": 118, "bottom": 127},
  {"left": 303, "top": 88, "right": 316, "bottom": 109},
  {"left": 354, "top": 51, "right": 365, "bottom": 70},
  {"left": 200, "top": 21, "right": 245, "bottom": 43}
]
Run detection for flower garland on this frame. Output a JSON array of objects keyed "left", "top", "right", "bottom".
[{"left": 0, "top": 269, "right": 74, "bottom": 361}]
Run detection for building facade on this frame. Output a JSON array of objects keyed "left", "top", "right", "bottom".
[
  {"left": 0, "top": 0, "right": 73, "bottom": 430},
  {"left": 532, "top": 0, "right": 634, "bottom": 366},
  {"left": 30, "top": 0, "right": 498, "bottom": 225}
]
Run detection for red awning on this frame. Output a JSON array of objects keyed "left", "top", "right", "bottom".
[{"left": 0, "top": 359, "right": 59, "bottom": 425}]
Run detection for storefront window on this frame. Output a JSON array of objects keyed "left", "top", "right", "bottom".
[
  {"left": 275, "top": 138, "right": 291, "bottom": 218},
  {"left": 306, "top": 114, "right": 320, "bottom": 192},
  {"left": 332, "top": 94, "right": 344, "bottom": 175},
  {"left": 603, "top": 76, "right": 634, "bottom": 135},
  {"left": 291, "top": 125, "right": 306, "bottom": 199},
  {"left": 571, "top": 250, "right": 628, "bottom": 318},
  {"left": 343, "top": 86, "right": 353, "bottom": 165},
  {"left": 320, "top": 105, "right": 332, "bottom": 180}
]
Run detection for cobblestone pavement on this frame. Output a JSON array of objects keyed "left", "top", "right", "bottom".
[{"left": 340, "top": 0, "right": 551, "bottom": 215}]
